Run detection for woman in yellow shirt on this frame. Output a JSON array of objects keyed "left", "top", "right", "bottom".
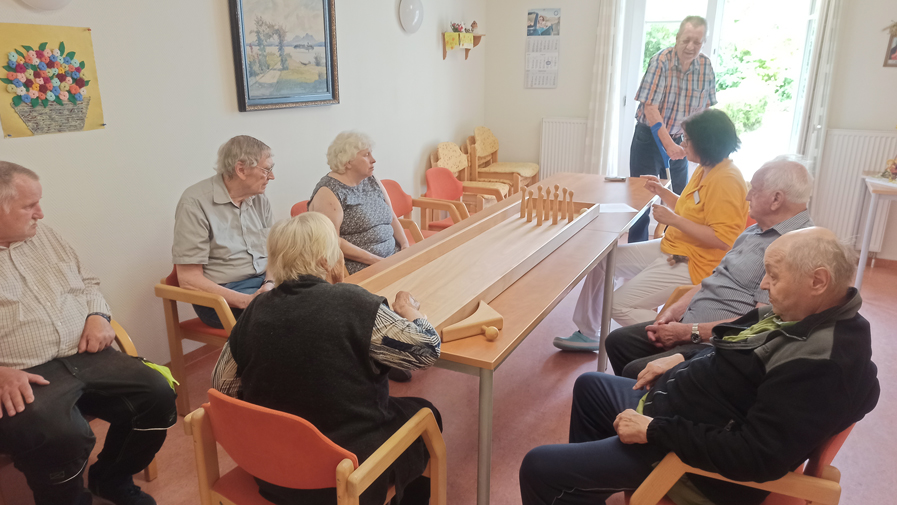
[{"left": 555, "top": 109, "right": 748, "bottom": 351}]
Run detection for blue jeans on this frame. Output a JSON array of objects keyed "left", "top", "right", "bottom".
[
  {"left": 519, "top": 373, "right": 666, "bottom": 505},
  {"left": 193, "top": 273, "right": 265, "bottom": 329},
  {"left": 628, "top": 123, "right": 688, "bottom": 243}
]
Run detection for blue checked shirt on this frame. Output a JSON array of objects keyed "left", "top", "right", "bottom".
[
  {"left": 635, "top": 47, "right": 717, "bottom": 135},
  {"left": 681, "top": 211, "right": 813, "bottom": 324}
]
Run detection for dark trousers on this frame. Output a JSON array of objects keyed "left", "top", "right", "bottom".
[
  {"left": 0, "top": 348, "right": 177, "bottom": 505},
  {"left": 519, "top": 373, "right": 666, "bottom": 505},
  {"left": 628, "top": 123, "right": 688, "bottom": 243},
  {"left": 605, "top": 321, "right": 709, "bottom": 379},
  {"left": 193, "top": 273, "right": 265, "bottom": 328}
]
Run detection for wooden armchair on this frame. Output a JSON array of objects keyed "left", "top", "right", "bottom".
[
  {"left": 464, "top": 126, "right": 539, "bottom": 193},
  {"left": 154, "top": 267, "right": 235, "bottom": 416},
  {"left": 0, "top": 321, "right": 158, "bottom": 505},
  {"left": 430, "top": 142, "right": 509, "bottom": 214},
  {"left": 185, "top": 389, "right": 446, "bottom": 505},
  {"left": 627, "top": 424, "right": 856, "bottom": 505},
  {"left": 381, "top": 179, "right": 468, "bottom": 244}
]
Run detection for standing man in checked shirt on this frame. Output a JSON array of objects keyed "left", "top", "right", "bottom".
[
  {"left": 0, "top": 162, "right": 176, "bottom": 505},
  {"left": 629, "top": 15, "right": 717, "bottom": 243}
]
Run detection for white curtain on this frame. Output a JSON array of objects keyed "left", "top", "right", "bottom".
[
  {"left": 795, "top": 0, "right": 842, "bottom": 178},
  {"left": 583, "top": 0, "right": 626, "bottom": 176}
]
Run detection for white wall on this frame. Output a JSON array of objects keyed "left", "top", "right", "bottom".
[
  {"left": 826, "top": 0, "right": 897, "bottom": 260},
  {"left": 0, "top": 0, "right": 486, "bottom": 363},
  {"left": 484, "top": 0, "right": 599, "bottom": 164}
]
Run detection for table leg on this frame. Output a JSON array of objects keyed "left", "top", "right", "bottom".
[
  {"left": 597, "top": 242, "right": 617, "bottom": 372},
  {"left": 855, "top": 192, "right": 878, "bottom": 291},
  {"left": 477, "top": 368, "right": 494, "bottom": 505}
]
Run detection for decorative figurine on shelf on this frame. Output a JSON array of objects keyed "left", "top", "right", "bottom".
[
  {"left": 450, "top": 22, "right": 465, "bottom": 33},
  {"left": 470, "top": 21, "right": 478, "bottom": 33},
  {"left": 882, "top": 157, "right": 897, "bottom": 181}
]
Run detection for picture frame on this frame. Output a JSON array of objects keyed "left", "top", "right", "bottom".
[
  {"left": 885, "top": 33, "right": 897, "bottom": 68},
  {"left": 228, "top": 0, "right": 339, "bottom": 111}
]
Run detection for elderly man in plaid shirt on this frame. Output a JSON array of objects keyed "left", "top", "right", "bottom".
[{"left": 629, "top": 15, "right": 717, "bottom": 243}]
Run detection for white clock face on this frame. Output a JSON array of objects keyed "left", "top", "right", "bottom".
[{"left": 399, "top": 0, "right": 424, "bottom": 34}]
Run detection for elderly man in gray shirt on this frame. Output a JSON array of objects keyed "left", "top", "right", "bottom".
[
  {"left": 172, "top": 136, "right": 276, "bottom": 328},
  {"left": 606, "top": 157, "right": 814, "bottom": 378}
]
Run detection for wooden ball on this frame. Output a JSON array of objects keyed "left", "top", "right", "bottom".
[{"left": 482, "top": 325, "right": 499, "bottom": 341}]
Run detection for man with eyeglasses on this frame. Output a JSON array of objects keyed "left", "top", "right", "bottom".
[
  {"left": 172, "top": 135, "right": 276, "bottom": 328},
  {"left": 628, "top": 15, "right": 717, "bottom": 243}
]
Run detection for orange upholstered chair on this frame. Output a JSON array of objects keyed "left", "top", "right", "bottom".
[
  {"left": 0, "top": 322, "right": 158, "bottom": 504},
  {"left": 185, "top": 389, "right": 446, "bottom": 505},
  {"left": 290, "top": 200, "right": 309, "bottom": 217},
  {"left": 626, "top": 424, "right": 856, "bottom": 505},
  {"left": 422, "top": 167, "right": 478, "bottom": 232},
  {"left": 154, "top": 267, "right": 235, "bottom": 416},
  {"left": 381, "top": 179, "right": 468, "bottom": 245}
]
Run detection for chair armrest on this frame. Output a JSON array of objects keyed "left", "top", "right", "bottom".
[
  {"left": 412, "top": 197, "right": 467, "bottom": 223},
  {"left": 675, "top": 459, "right": 842, "bottom": 505},
  {"left": 154, "top": 283, "right": 236, "bottom": 331},
  {"left": 461, "top": 184, "right": 505, "bottom": 201},
  {"left": 398, "top": 218, "right": 425, "bottom": 243},
  {"left": 477, "top": 171, "right": 522, "bottom": 194},
  {"left": 663, "top": 285, "right": 696, "bottom": 308},
  {"left": 185, "top": 407, "right": 220, "bottom": 505},
  {"left": 111, "top": 320, "right": 139, "bottom": 357},
  {"left": 343, "top": 408, "right": 446, "bottom": 504},
  {"left": 631, "top": 452, "right": 843, "bottom": 505},
  {"left": 629, "top": 452, "right": 688, "bottom": 505}
]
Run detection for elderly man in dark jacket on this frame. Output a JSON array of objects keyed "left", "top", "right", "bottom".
[{"left": 519, "top": 227, "right": 879, "bottom": 505}]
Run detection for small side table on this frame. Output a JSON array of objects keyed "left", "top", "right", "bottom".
[{"left": 855, "top": 177, "right": 897, "bottom": 290}]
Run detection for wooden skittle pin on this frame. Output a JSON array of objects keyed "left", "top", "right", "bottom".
[
  {"left": 561, "top": 188, "right": 568, "bottom": 219},
  {"left": 526, "top": 189, "right": 534, "bottom": 222},
  {"left": 536, "top": 186, "right": 544, "bottom": 226},
  {"left": 567, "top": 191, "right": 575, "bottom": 224}
]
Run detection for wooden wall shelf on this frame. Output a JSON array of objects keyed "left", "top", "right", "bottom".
[{"left": 442, "top": 33, "right": 485, "bottom": 60}]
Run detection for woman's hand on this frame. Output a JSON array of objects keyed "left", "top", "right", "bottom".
[
  {"left": 639, "top": 175, "right": 661, "bottom": 184},
  {"left": 393, "top": 291, "right": 424, "bottom": 321},
  {"left": 652, "top": 204, "right": 680, "bottom": 226}
]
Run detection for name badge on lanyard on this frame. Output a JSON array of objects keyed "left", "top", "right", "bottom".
[{"left": 694, "top": 190, "right": 701, "bottom": 204}]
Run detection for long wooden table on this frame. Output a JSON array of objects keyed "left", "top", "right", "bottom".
[{"left": 349, "top": 173, "right": 660, "bottom": 505}]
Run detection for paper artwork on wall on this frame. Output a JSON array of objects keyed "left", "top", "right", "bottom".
[
  {"left": 885, "top": 21, "right": 897, "bottom": 68},
  {"left": 0, "top": 23, "right": 104, "bottom": 139},
  {"left": 525, "top": 8, "right": 561, "bottom": 89}
]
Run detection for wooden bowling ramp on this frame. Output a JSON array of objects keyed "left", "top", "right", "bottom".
[{"left": 355, "top": 188, "right": 601, "bottom": 341}]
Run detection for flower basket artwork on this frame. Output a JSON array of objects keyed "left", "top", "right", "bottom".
[{"left": 0, "top": 23, "right": 104, "bottom": 138}]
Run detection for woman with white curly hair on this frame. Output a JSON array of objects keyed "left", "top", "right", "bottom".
[{"left": 309, "top": 131, "right": 409, "bottom": 275}]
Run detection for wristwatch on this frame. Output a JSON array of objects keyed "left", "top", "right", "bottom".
[
  {"left": 690, "top": 323, "right": 701, "bottom": 344},
  {"left": 87, "top": 312, "right": 111, "bottom": 323}
]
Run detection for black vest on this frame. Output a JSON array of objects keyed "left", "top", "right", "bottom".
[{"left": 229, "top": 275, "right": 430, "bottom": 505}]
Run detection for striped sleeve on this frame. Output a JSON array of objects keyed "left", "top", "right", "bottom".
[
  {"left": 635, "top": 53, "right": 666, "bottom": 105},
  {"left": 210, "top": 341, "right": 242, "bottom": 398},
  {"left": 369, "top": 304, "right": 441, "bottom": 371}
]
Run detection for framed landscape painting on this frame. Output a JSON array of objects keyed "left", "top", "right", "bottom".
[{"left": 229, "top": 0, "right": 339, "bottom": 111}]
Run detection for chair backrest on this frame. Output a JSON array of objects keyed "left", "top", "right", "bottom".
[
  {"left": 291, "top": 200, "right": 309, "bottom": 217},
  {"left": 425, "top": 167, "right": 465, "bottom": 201},
  {"left": 205, "top": 388, "right": 358, "bottom": 489},
  {"left": 165, "top": 266, "right": 179, "bottom": 287},
  {"left": 473, "top": 126, "right": 500, "bottom": 159},
  {"left": 804, "top": 423, "right": 855, "bottom": 478},
  {"left": 433, "top": 142, "right": 468, "bottom": 176},
  {"left": 382, "top": 179, "right": 413, "bottom": 217}
]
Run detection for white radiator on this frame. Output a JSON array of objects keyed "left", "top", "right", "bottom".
[
  {"left": 540, "top": 117, "right": 588, "bottom": 178},
  {"left": 812, "top": 129, "right": 897, "bottom": 252}
]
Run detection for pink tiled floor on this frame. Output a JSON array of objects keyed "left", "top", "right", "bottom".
[{"left": 2, "top": 264, "right": 894, "bottom": 505}]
